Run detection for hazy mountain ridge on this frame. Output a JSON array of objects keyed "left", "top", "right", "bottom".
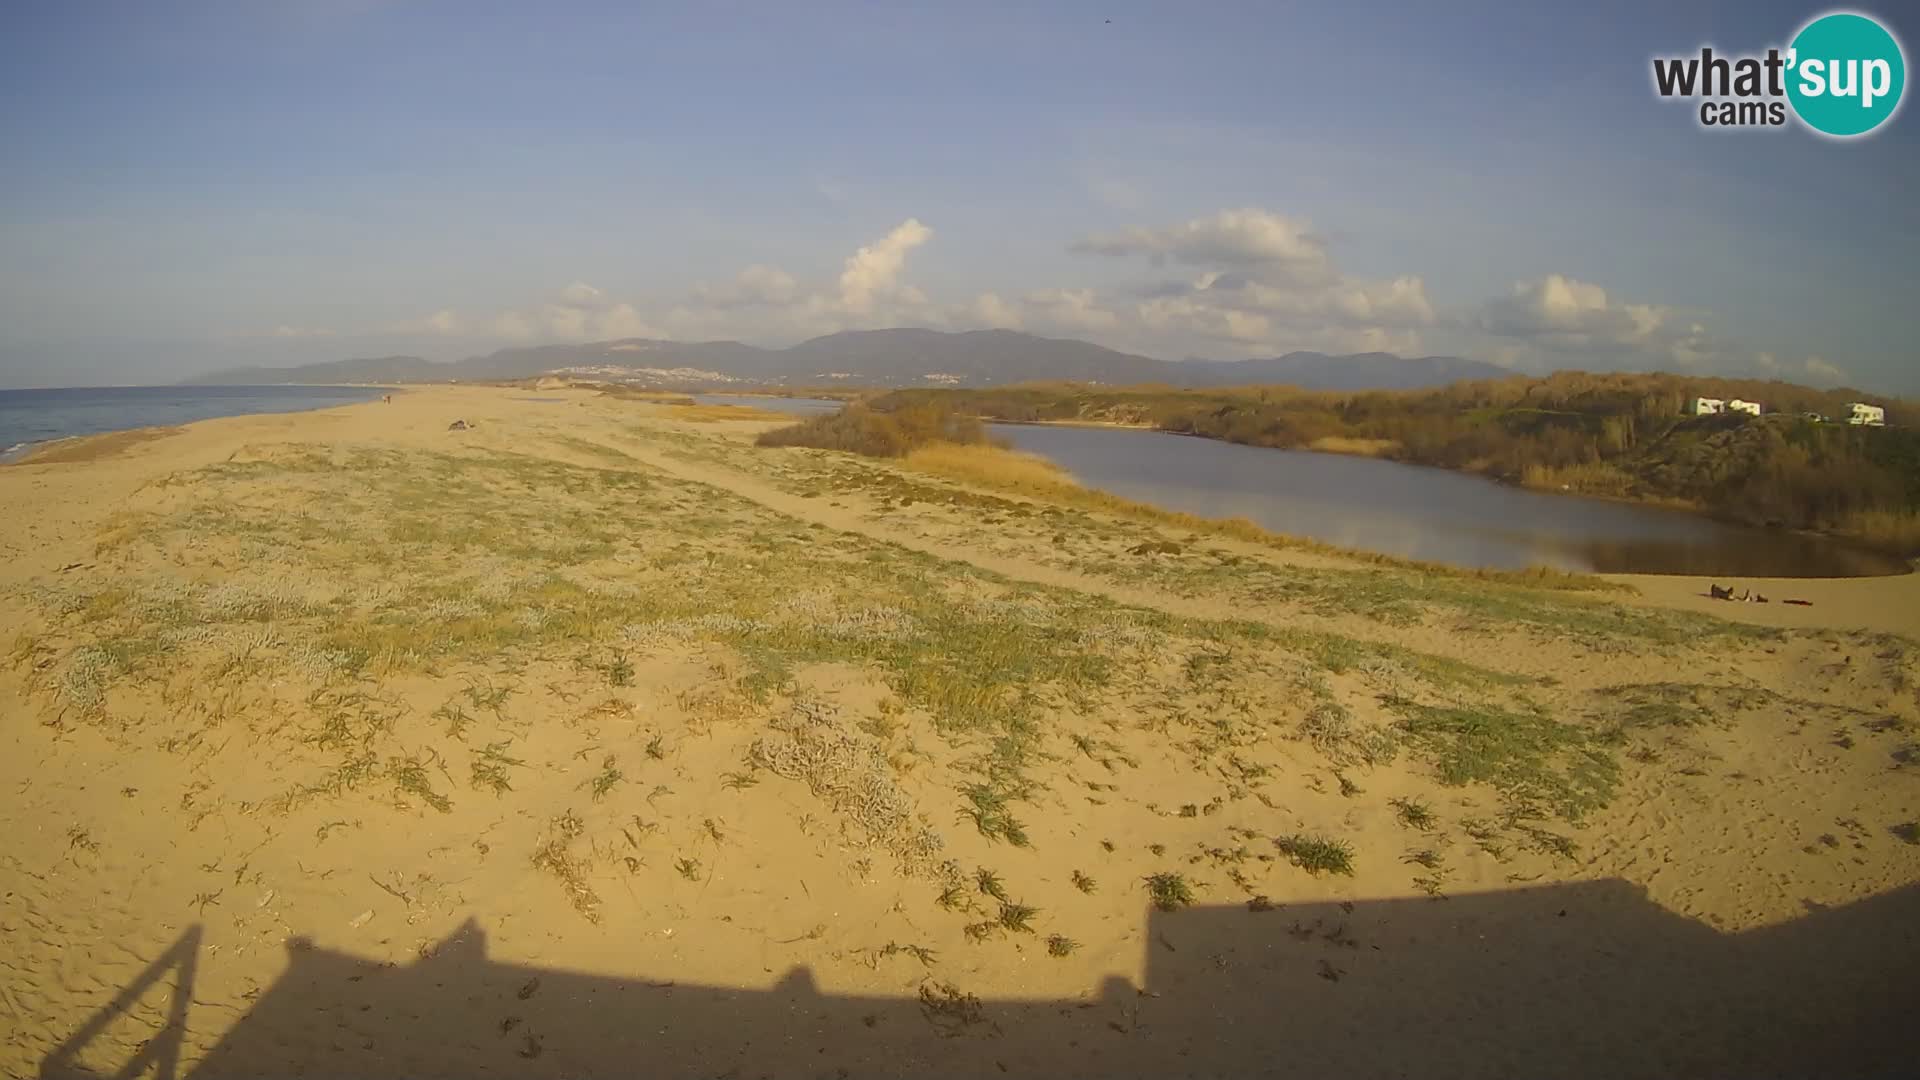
[{"left": 184, "top": 329, "right": 1512, "bottom": 391}]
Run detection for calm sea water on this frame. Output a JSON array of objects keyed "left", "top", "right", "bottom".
[{"left": 0, "top": 385, "right": 385, "bottom": 461}]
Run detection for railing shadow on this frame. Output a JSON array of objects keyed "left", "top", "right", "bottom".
[
  {"left": 39, "top": 925, "right": 199, "bottom": 1080},
  {"left": 38, "top": 878, "right": 1920, "bottom": 1079}
]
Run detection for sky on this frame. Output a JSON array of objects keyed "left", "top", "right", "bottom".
[{"left": 1, "top": 0, "right": 1915, "bottom": 391}]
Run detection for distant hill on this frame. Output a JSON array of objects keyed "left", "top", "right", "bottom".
[{"left": 183, "top": 329, "right": 1507, "bottom": 391}]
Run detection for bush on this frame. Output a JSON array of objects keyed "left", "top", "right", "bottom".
[{"left": 756, "top": 403, "right": 996, "bottom": 458}]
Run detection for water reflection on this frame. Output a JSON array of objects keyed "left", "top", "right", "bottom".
[{"left": 992, "top": 424, "right": 1906, "bottom": 578}]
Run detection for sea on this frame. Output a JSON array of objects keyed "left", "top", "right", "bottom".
[{"left": 0, "top": 385, "right": 386, "bottom": 462}]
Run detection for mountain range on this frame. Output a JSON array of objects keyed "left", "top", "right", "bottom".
[{"left": 184, "top": 328, "right": 1512, "bottom": 391}]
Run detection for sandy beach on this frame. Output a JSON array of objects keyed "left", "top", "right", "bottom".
[{"left": 4, "top": 385, "right": 1917, "bottom": 1079}]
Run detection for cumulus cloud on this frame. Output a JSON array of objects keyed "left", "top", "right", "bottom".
[
  {"left": 492, "top": 311, "right": 536, "bottom": 341},
  {"left": 379, "top": 308, "right": 463, "bottom": 336},
  {"left": 971, "top": 292, "right": 1023, "bottom": 329},
  {"left": 1758, "top": 351, "right": 1850, "bottom": 386},
  {"left": 1476, "top": 274, "right": 1668, "bottom": 351},
  {"left": 1023, "top": 289, "right": 1118, "bottom": 332},
  {"left": 443, "top": 282, "right": 663, "bottom": 344},
  {"left": 1052, "top": 208, "right": 1435, "bottom": 356},
  {"left": 595, "top": 303, "right": 656, "bottom": 340},
  {"left": 964, "top": 289, "right": 1123, "bottom": 335},
  {"left": 533, "top": 282, "right": 663, "bottom": 341},
  {"left": 1803, "top": 355, "right": 1848, "bottom": 383},
  {"left": 640, "top": 218, "right": 943, "bottom": 342},
  {"left": 558, "top": 281, "right": 604, "bottom": 306},
  {"left": 839, "top": 218, "right": 932, "bottom": 314},
  {"left": 1460, "top": 273, "right": 1833, "bottom": 378},
  {"left": 1073, "top": 209, "right": 1331, "bottom": 283},
  {"left": 692, "top": 264, "right": 800, "bottom": 309}
]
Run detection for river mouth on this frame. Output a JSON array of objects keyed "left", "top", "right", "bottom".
[{"left": 702, "top": 397, "right": 1909, "bottom": 578}]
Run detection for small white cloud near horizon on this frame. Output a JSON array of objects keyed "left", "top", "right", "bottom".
[
  {"left": 838, "top": 218, "right": 932, "bottom": 314},
  {"left": 1073, "top": 209, "right": 1330, "bottom": 280},
  {"left": 692, "top": 264, "right": 800, "bottom": 309},
  {"left": 1760, "top": 351, "right": 1850, "bottom": 386},
  {"left": 1053, "top": 207, "right": 1434, "bottom": 357},
  {"left": 1477, "top": 274, "right": 1672, "bottom": 354}
]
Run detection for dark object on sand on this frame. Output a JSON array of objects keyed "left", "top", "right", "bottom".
[
  {"left": 1709, "top": 584, "right": 1733, "bottom": 600},
  {"left": 1784, "top": 599, "right": 1813, "bottom": 606},
  {"left": 448, "top": 419, "right": 470, "bottom": 431}
]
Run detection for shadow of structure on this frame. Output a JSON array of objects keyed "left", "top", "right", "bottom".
[{"left": 39, "top": 878, "right": 1918, "bottom": 1079}]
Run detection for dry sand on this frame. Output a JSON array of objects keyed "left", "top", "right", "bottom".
[
  {"left": 1607, "top": 569, "right": 1920, "bottom": 639},
  {"left": 3, "top": 386, "right": 1916, "bottom": 1079}
]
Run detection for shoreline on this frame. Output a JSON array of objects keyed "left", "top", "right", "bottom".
[
  {"left": 0, "top": 383, "right": 393, "bottom": 467},
  {"left": 987, "top": 416, "right": 1914, "bottom": 571}
]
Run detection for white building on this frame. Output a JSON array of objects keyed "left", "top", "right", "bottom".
[
  {"left": 1727, "top": 399, "right": 1762, "bottom": 416},
  {"left": 1845, "top": 402, "right": 1886, "bottom": 426},
  {"left": 1688, "top": 397, "right": 1726, "bottom": 416}
]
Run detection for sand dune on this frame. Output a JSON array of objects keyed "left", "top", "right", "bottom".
[{"left": 4, "top": 387, "right": 1916, "bottom": 1078}]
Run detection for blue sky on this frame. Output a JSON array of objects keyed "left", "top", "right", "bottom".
[{"left": 1, "top": 0, "right": 1914, "bottom": 391}]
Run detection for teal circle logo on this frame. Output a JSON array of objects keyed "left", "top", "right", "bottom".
[{"left": 1787, "top": 12, "right": 1906, "bottom": 137}]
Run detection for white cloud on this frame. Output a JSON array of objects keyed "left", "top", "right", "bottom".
[
  {"left": 1073, "top": 209, "right": 1331, "bottom": 282},
  {"left": 595, "top": 302, "right": 658, "bottom": 340},
  {"left": 541, "top": 303, "right": 589, "bottom": 341},
  {"left": 1055, "top": 208, "right": 1434, "bottom": 357},
  {"left": 693, "top": 264, "right": 800, "bottom": 309},
  {"left": 558, "top": 281, "right": 604, "bottom": 306},
  {"left": 270, "top": 324, "right": 334, "bottom": 338},
  {"left": 838, "top": 218, "right": 932, "bottom": 313},
  {"left": 490, "top": 281, "right": 665, "bottom": 342},
  {"left": 1764, "top": 352, "right": 1850, "bottom": 386},
  {"left": 1477, "top": 274, "right": 1670, "bottom": 351},
  {"left": 1462, "top": 274, "right": 1816, "bottom": 377},
  {"left": 1803, "top": 355, "right": 1848, "bottom": 384},
  {"left": 492, "top": 311, "right": 536, "bottom": 341},
  {"left": 971, "top": 292, "right": 1023, "bottom": 329},
  {"left": 1024, "top": 289, "right": 1117, "bottom": 331}
]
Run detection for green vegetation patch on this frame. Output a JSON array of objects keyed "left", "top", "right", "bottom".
[
  {"left": 1391, "top": 700, "right": 1619, "bottom": 822},
  {"left": 758, "top": 403, "right": 996, "bottom": 458}
]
